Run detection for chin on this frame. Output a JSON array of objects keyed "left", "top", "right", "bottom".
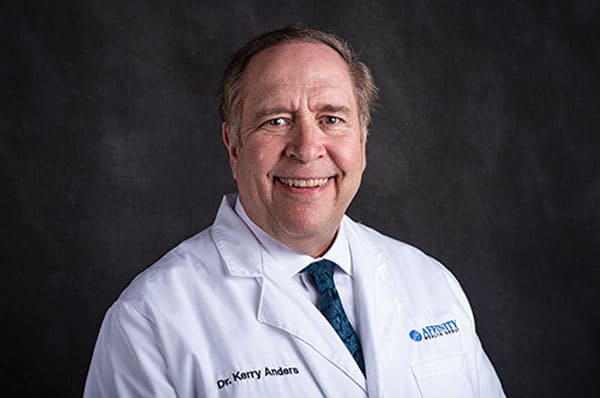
[
  {"left": 279, "top": 216, "right": 336, "bottom": 240},
  {"left": 282, "top": 223, "right": 323, "bottom": 239}
]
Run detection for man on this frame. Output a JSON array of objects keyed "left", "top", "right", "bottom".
[{"left": 84, "top": 27, "right": 505, "bottom": 397}]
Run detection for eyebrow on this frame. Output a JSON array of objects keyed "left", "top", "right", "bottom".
[
  {"left": 251, "top": 107, "right": 292, "bottom": 124},
  {"left": 316, "top": 104, "right": 352, "bottom": 116},
  {"left": 251, "top": 104, "right": 352, "bottom": 124}
]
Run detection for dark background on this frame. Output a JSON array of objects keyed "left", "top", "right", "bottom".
[{"left": 1, "top": 0, "right": 599, "bottom": 396}]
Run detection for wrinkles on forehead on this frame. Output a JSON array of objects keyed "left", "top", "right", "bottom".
[{"left": 238, "top": 43, "right": 358, "bottom": 132}]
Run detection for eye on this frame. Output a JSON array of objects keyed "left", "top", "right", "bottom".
[
  {"left": 322, "top": 115, "right": 341, "bottom": 125},
  {"left": 265, "top": 117, "right": 287, "bottom": 127}
]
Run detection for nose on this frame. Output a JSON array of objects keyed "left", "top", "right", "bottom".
[{"left": 284, "top": 119, "right": 325, "bottom": 163}]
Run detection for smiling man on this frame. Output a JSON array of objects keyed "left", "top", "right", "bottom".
[
  {"left": 85, "top": 28, "right": 506, "bottom": 397},
  {"left": 223, "top": 40, "right": 366, "bottom": 257}
]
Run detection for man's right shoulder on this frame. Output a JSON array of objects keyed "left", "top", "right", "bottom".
[{"left": 116, "top": 226, "right": 222, "bottom": 305}]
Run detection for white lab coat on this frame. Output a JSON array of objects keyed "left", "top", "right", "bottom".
[{"left": 84, "top": 194, "right": 506, "bottom": 397}]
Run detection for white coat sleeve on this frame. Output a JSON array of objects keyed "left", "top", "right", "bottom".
[
  {"left": 83, "top": 301, "right": 177, "bottom": 398},
  {"left": 442, "top": 267, "right": 507, "bottom": 398},
  {"left": 471, "top": 331, "right": 506, "bottom": 397}
]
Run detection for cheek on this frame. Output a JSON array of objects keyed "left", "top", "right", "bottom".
[
  {"left": 246, "top": 138, "right": 284, "bottom": 171},
  {"left": 254, "top": 151, "right": 272, "bottom": 170},
  {"left": 336, "top": 143, "right": 365, "bottom": 173},
  {"left": 235, "top": 146, "right": 272, "bottom": 186}
]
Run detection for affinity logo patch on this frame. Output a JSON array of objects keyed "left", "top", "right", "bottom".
[{"left": 409, "top": 319, "right": 459, "bottom": 342}]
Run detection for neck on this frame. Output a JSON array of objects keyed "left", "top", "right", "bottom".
[{"left": 281, "top": 234, "right": 337, "bottom": 258}]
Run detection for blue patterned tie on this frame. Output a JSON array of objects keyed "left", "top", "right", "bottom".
[{"left": 302, "top": 259, "right": 365, "bottom": 373}]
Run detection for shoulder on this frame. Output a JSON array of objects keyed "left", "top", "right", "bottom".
[
  {"left": 346, "top": 218, "right": 473, "bottom": 318},
  {"left": 114, "top": 226, "right": 223, "bottom": 313},
  {"left": 347, "top": 218, "right": 444, "bottom": 273}
]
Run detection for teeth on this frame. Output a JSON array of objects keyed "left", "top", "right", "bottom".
[{"left": 278, "top": 178, "right": 329, "bottom": 188}]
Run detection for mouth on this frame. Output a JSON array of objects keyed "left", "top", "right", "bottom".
[{"left": 276, "top": 177, "right": 330, "bottom": 188}]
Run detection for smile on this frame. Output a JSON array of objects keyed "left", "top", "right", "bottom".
[{"left": 277, "top": 177, "right": 329, "bottom": 188}]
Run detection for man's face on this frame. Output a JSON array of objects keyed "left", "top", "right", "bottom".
[{"left": 223, "top": 41, "right": 366, "bottom": 256}]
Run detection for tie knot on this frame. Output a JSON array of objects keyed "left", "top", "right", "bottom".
[{"left": 302, "top": 259, "right": 336, "bottom": 293}]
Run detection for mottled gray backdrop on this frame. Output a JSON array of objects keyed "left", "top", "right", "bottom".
[{"left": 1, "top": 0, "right": 599, "bottom": 396}]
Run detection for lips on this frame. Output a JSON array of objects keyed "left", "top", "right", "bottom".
[{"left": 277, "top": 177, "right": 330, "bottom": 188}]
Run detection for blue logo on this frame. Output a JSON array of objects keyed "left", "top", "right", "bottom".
[
  {"left": 409, "top": 320, "right": 460, "bottom": 342},
  {"left": 409, "top": 330, "right": 423, "bottom": 342}
]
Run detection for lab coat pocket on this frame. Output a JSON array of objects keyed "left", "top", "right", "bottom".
[{"left": 411, "top": 353, "right": 477, "bottom": 398}]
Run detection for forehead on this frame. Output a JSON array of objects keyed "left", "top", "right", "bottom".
[
  {"left": 240, "top": 41, "right": 356, "bottom": 107},
  {"left": 245, "top": 40, "right": 349, "bottom": 76}
]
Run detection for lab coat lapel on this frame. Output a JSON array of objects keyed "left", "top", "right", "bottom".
[
  {"left": 213, "top": 196, "right": 367, "bottom": 393},
  {"left": 258, "top": 274, "right": 368, "bottom": 393},
  {"left": 346, "top": 218, "right": 402, "bottom": 398},
  {"left": 212, "top": 195, "right": 264, "bottom": 278}
]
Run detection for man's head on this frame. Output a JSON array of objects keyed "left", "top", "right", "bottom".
[
  {"left": 219, "top": 27, "right": 377, "bottom": 146},
  {"left": 220, "top": 28, "right": 377, "bottom": 257}
]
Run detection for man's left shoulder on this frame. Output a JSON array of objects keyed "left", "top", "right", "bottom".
[
  {"left": 345, "top": 218, "right": 441, "bottom": 270},
  {"left": 344, "top": 217, "right": 465, "bottom": 302}
]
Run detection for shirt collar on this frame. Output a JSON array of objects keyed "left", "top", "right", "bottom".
[{"left": 234, "top": 196, "right": 352, "bottom": 279}]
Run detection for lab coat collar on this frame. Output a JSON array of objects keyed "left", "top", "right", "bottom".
[
  {"left": 258, "top": 217, "right": 400, "bottom": 396},
  {"left": 211, "top": 194, "right": 399, "bottom": 396},
  {"left": 211, "top": 194, "right": 264, "bottom": 277},
  {"left": 211, "top": 194, "right": 353, "bottom": 278},
  {"left": 234, "top": 196, "right": 352, "bottom": 280},
  {"left": 233, "top": 197, "right": 315, "bottom": 279},
  {"left": 345, "top": 216, "right": 402, "bottom": 398},
  {"left": 211, "top": 195, "right": 367, "bottom": 390}
]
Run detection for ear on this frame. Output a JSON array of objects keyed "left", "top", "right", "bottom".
[{"left": 222, "top": 122, "right": 239, "bottom": 180}]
